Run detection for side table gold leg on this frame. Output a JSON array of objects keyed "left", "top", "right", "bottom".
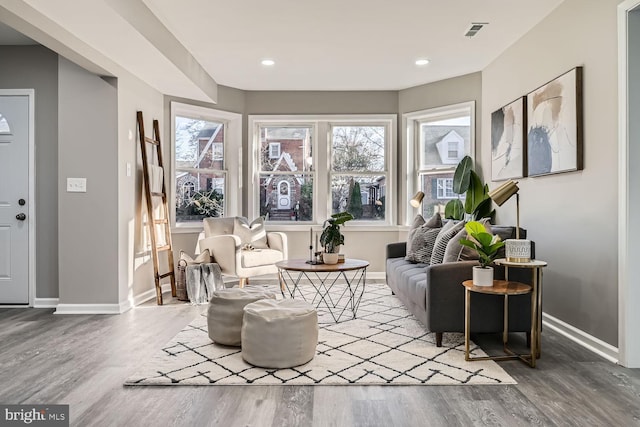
[
  {"left": 537, "top": 268, "right": 543, "bottom": 358},
  {"left": 503, "top": 294, "right": 509, "bottom": 347},
  {"left": 465, "top": 288, "right": 470, "bottom": 361},
  {"left": 530, "top": 280, "right": 537, "bottom": 368}
]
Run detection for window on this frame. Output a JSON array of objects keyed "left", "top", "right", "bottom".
[
  {"left": 436, "top": 178, "right": 456, "bottom": 199},
  {"left": 268, "top": 142, "right": 281, "bottom": 159},
  {"left": 249, "top": 115, "right": 396, "bottom": 224},
  {"left": 447, "top": 141, "right": 458, "bottom": 159},
  {"left": 171, "top": 102, "right": 242, "bottom": 226},
  {"left": 405, "top": 102, "right": 474, "bottom": 220}
]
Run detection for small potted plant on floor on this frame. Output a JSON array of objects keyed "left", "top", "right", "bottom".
[
  {"left": 319, "top": 211, "right": 354, "bottom": 264},
  {"left": 459, "top": 221, "right": 505, "bottom": 286}
]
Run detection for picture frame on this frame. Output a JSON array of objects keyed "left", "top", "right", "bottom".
[
  {"left": 491, "top": 96, "right": 527, "bottom": 181},
  {"left": 526, "top": 67, "right": 583, "bottom": 177}
]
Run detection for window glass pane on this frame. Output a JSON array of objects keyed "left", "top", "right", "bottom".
[
  {"left": 175, "top": 116, "right": 224, "bottom": 169},
  {"left": 331, "top": 126, "right": 385, "bottom": 172},
  {"left": 259, "top": 174, "right": 313, "bottom": 222},
  {"left": 331, "top": 175, "right": 385, "bottom": 221},
  {"left": 260, "top": 126, "right": 313, "bottom": 172},
  {"left": 175, "top": 171, "right": 225, "bottom": 223},
  {"left": 0, "top": 114, "right": 10, "bottom": 134},
  {"left": 418, "top": 171, "right": 465, "bottom": 218},
  {"left": 419, "top": 115, "right": 470, "bottom": 169}
]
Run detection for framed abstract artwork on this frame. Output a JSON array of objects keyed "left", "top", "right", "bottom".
[
  {"left": 526, "top": 67, "right": 583, "bottom": 177},
  {"left": 491, "top": 96, "right": 527, "bottom": 181}
]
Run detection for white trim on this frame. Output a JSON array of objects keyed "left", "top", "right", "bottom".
[
  {"left": 54, "top": 304, "right": 123, "bottom": 315},
  {"left": 0, "top": 89, "right": 36, "bottom": 307},
  {"left": 543, "top": 312, "right": 619, "bottom": 364},
  {"left": 248, "top": 114, "right": 397, "bottom": 226},
  {"left": 132, "top": 284, "right": 173, "bottom": 306},
  {"left": 170, "top": 102, "right": 242, "bottom": 228},
  {"left": 34, "top": 298, "right": 59, "bottom": 308},
  {"left": 618, "top": 0, "right": 640, "bottom": 368},
  {"left": 403, "top": 101, "right": 475, "bottom": 225}
]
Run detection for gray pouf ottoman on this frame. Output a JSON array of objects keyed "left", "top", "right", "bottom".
[
  {"left": 241, "top": 299, "right": 318, "bottom": 369},
  {"left": 207, "top": 288, "right": 276, "bottom": 346}
]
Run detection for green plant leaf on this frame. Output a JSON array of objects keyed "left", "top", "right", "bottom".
[
  {"left": 445, "top": 199, "right": 464, "bottom": 220},
  {"left": 474, "top": 197, "right": 494, "bottom": 220},
  {"left": 453, "top": 156, "right": 473, "bottom": 194},
  {"left": 464, "top": 221, "right": 485, "bottom": 235},
  {"left": 331, "top": 211, "right": 354, "bottom": 225},
  {"left": 464, "top": 171, "right": 486, "bottom": 214}
]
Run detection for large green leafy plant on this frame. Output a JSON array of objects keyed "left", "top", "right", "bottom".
[
  {"left": 444, "top": 156, "right": 495, "bottom": 221},
  {"left": 459, "top": 221, "right": 505, "bottom": 268},
  {"left": 320, "top": 211, "right": 354, "bottom": 253}
]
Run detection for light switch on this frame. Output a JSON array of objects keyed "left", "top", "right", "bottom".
[{"left": 67, "top": 177, "right": 87, "bottom": 193}]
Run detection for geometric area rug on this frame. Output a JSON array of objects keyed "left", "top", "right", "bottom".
[{"left": 124, "top": 283, "right": 515, "bottom": 386}]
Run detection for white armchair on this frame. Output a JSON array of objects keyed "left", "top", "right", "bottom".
[{"left": 196, "top": 217, "right": 288, "bottom": 287}]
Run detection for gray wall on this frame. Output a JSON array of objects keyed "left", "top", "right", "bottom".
[
  {"left": 481, "top": 0, "right": 620, "bottom": 345},
  {"left": 58, "top": 57, "right": 119, "bottom": 304},
  {"left": 0, "top": 45, "right": 59, "bottom": 298}
]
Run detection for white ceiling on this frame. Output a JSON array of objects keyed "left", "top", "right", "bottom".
[{"left": 0, "top": 0, "right": 565, "bottom": 95}]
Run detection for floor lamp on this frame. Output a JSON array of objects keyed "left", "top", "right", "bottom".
[{"left": 488, "top": 180, "right": 531, "bottom": 262}]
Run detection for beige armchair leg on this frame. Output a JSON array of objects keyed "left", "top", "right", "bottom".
[{"left": 239, "top": 277, "right": 249, "bottom": 288}]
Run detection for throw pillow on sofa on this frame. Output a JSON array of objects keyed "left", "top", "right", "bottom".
[
  {"left": 405, "top": 213, "right": 442, "bottom": 263},
  {"left": 442, "top": 218, "right": 491, "bottom": 263},
  {"left": 430, "top": 220, "right": 465, "bottom": 265}
]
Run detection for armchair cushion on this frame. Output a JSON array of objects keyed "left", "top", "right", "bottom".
[
  {"left": 204, "top": 217, "right": 236, "bottom": 237},
  {"left": 233, "top": 217, "right": 269, "bottom": 249},
  {"left": 241, "top": 249, "right": 284, "bottom": 268}
]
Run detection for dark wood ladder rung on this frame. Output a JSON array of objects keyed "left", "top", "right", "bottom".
[
  {"left": 158, "top": 272, "right": 174, "bottom": 279},
  {"left": 151, "top": 192, "right": 166, "bottom": 198},
  {"left": 144, "top": 136, "right": 160, "bottom": 146},
  {"left": 156, "top": 245, "right": 171, "bottom": 252}
]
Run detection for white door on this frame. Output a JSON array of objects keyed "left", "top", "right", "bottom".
[
  {"left": 0, "top": 95, "right": 30, "bottom": 304},
  {"left": 278, "top": 181, "right": 290, "bottom": 209}
]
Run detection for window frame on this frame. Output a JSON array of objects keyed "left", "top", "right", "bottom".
[
  {"left": 248, "top": 114, "right": 397, "bottom": 226},
  {"left": 403, "top": 101, "right": 475, "bottom": 224},
  {"left": 170, "top": 102, "right": 242, "bottom": 229}
]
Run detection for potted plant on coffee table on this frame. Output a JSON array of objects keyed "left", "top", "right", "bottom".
[
  {"left": 459, "top": 221, "right": 505, "bottom": 286},
  {"left": 319, "top": 211, "right": 354, "bottom": 264}
]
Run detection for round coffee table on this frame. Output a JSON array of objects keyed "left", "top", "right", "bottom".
[{"left": 276, "top": 259, "right": 369, "bottom": 323}]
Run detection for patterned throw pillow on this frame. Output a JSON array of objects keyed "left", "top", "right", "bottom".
[
  {"left": 179, "top": 249, "right": 212, "bottom": 265},
  {"left": 405, "top": 226, "right": 442, "bottom": 264},
  {"left": 233, "top": 217, "right": 269, "bottom": 249},
  {"left": 405, "top": 214, "right": 443, "bottom": 263},
  {"left": 430, "top": 220, "right": 465, "bottom": 265}
]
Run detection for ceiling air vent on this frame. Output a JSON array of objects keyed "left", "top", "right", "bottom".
[{"left": 465, "top": 23, "right": 488, "bottom": 38}]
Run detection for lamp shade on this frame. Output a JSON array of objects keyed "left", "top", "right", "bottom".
[
  {"left": 410, "top": 191, "right": 425, "bottom": 208},
  {"left": 488, "top": 180, "right": 519, "bottom": 206}
]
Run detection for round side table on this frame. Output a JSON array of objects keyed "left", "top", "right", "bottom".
[
  {"left": 462, "top": 279, "right": 537, "bottom": 368},
  {"left": 495, "top": 258, "right": 547, "bottom": 358}
]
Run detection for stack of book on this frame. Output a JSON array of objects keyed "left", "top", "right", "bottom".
[{"left": 338, "top": 254, "right": 345, "bottom": 263}]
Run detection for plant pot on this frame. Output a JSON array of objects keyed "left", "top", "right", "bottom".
[
  {"left": 323, "top": 252, "right": 339, "bottom": 265},
  {"left": 472, "top": 266, "right": 494, "bottom": 287}
]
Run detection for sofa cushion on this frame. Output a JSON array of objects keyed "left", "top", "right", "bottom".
[
  {"left": 234, "top": 217, "right": 269, "bottom": 249},
  {"left": 204, "top": 217, "right": 236, "bottom": 237},
  {"left": 405, "top": 226, "right": 441, "bottom": 264},
  {"left": 430, "top": 220, "right": 465, "bottom": 265},
  {"left": 241, "top": 248, "right": 284, "bottom": 268},
  {"left": 442, "top": 218, "right": 490, "bottom": 263},
  {"left": 386, "top": 258, "right": 428, "bottom": 311}
]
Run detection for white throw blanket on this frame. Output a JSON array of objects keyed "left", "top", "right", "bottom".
[{"left": 186, "top": 263, "right": 224, "bottom": 304}]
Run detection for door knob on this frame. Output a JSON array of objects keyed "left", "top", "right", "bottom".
[
  {"left": 18, "top": 199, "right": 26, "bottom": 206},
  {"left": 16, "top": 213, "right": 26, "bottom": 221}
]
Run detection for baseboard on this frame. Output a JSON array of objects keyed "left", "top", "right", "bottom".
[
  {"left": 367, "top": 272, "right": 386, "bottom": 280},
  {"left": 542, "top": 312, "right": 619, "bottom": 364},
  {"left": 132, "top": 284, "right": 173, "bottom": 307},
  {"left": 54, "top": 304, "right": 123, "bottom": 315},
  {"left": 34, "top": 298, "right": 59, "bottom": 308}
]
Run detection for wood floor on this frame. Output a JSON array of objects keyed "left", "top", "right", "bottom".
[{"left": 1, "top": 293, "right": 639, "bottom": 427}]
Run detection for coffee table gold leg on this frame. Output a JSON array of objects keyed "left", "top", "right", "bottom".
[{"left": 465, "top": 288, "right": 470, "bottom": 361}]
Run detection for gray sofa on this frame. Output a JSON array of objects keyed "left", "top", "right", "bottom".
[{"left": 385, "top": 226, "right": 533, "bottom": 347}]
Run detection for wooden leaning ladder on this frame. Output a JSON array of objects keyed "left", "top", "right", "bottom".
[{"left": 136, "top": 111, "right": 176, "bottom": 305}]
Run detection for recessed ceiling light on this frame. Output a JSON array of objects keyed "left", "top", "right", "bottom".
[
  {"left": 261, "top": 59, "right": 275, "bottom": 66},
  {"left": 415, "top": 59, "right": 430, "bottom": 66}
]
